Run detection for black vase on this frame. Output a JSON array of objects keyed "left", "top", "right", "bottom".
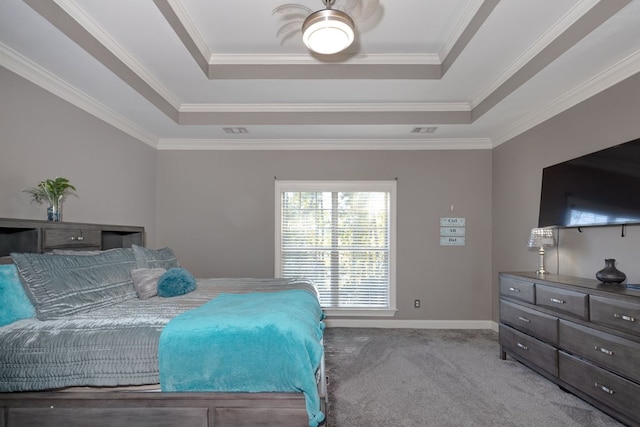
[{"left": 595, "top": 259, "right": 626, "bottom": 284}]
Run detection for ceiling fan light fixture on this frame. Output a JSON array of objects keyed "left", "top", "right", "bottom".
[{"left": 302, "top": 8, "right": 355, "bottom": 55}]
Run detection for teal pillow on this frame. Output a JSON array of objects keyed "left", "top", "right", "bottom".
[
  {"left": 0, "top": 264, "right": 36, "bottom": 326},
  {"left": 157, "top": 268, "right": 196, "bottom": 298}
]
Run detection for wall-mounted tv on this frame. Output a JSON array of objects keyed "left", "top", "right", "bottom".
[{"left": 538, "top": 137, "right": 640, "bottom": 228}]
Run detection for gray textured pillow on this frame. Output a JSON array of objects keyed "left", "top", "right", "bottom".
[
  {"left": 132, "top": 245, "right": 179, "bottom": 269},
  {"left": 131, "top": 268, "right": 166, "bottom": 300},
  {"left": 51, "top": 249, "right": 104, "bottom": 255},
  {"left": 11, "top": 248, "right": 138, "bottom": 320}
]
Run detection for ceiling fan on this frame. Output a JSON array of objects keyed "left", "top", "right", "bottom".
[{"left": 273, "top": 0, "right": 383, "bottom": 55}]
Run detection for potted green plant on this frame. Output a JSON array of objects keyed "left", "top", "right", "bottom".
[{"left": 24, "top": 177, "right": 77, "bottom": 221}]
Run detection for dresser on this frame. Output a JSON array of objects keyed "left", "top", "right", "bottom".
[
  {"left": 0, "top": 217, "right": 144, "bottom": 261},
  {"left": 499, "top": 272, "right": 640, "bottom": 427}
]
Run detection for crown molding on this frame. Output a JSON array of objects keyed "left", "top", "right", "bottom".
[
  {"left": 0, "top": 42, "right": 158, "bottom": 148},
  {"left": 163, "top": 1, "right": 441, "bottom": 67},
  {"left": 161, "top": 0, "right": 446, "bottom": 80},
  {"left": 179, "top": 102, "right": 471, "bottom": 113},
  {"left": 157, "top": 138, "right": 492, "bottom": 151},
  {"left": 439, "top": 0, "right": 486, "bottom": 61},
  {"left": 491, "top": 47, "right": 640, "bottom": 147},
  {"left": 165, "top": 0, "right": 212, "bottom": 61},
  {"left": 54, "top": 0, "right": 181, "bottom": 110},
  {"left": 208, "top": 53, "right": 441, "bottom": 66},
  {"left": 471, "top": 0, "right": 601, "bottom": 109}
]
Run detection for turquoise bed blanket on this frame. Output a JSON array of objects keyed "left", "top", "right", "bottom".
[{"left": 158, "top": 289, "right": 326, "bottom": 427}]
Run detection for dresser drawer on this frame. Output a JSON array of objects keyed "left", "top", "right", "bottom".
[
  {"left": 42, "top": 228, "right": 101, "bottom": 249},
  {"left": 500, "top": 300, "right": 558, "bottom": 345},
  {"left": 559, "top": 351, "right": 640, "bottom": 423},
  {"left": 535, "top": 284, "right": 588, "bottom": 320},
  {"left": 590, "top": 295, "right": 640, "bottom": 336},
  {"left": 559, "top": 320, "right": 640, "bottom": 383},
  {"left": 500, "top": 276, "right": 535, "bottom": 304},
  {"left": 499, "top": 324, "right": 558, "bottom": 377}
]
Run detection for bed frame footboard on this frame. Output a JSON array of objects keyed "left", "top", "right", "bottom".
[
  {"left": 0, "top": 351, "right": 329, "bottom": 427},
  {"left": 0, "top": 390, "right": 326, "bottom": 427}
]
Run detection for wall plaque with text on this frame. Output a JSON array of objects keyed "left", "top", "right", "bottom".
[{"left": 440, "top": 217, "right": 466, "bottom": 246}]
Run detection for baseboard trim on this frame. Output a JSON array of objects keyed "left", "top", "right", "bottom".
[{"left": 325, "top": 318, "right": 499, "bottom": 331}]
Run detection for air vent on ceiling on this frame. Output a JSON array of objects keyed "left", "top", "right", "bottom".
[
  {"left": 223, "top": 127, "right": 248, "bottom": 134},
  {"left": 411, "top": 127, "right": 438, "bottom": 134}
]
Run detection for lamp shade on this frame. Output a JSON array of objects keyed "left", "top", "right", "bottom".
[
  {"left": 302, "top": 8, "right": 355, "bottom": 55},
  {"left": 527, "top": 228, "right": 556, "bottom": 248}
]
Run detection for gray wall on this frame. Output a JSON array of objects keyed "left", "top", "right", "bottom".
[
  {"left": 492, "top": 71, "right": 640, "bottom": 320},
  {"left": 0, "top": 68, "right": 158, "bottom": 244},
  {"left": 156, "top": 150, "right": 493, "bottom": 320}
]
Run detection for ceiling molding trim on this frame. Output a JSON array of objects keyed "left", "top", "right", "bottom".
[
  {"left": 24, "top": 0, "right": 180, "bottom": 122},
  {"left": 471, "top": 0, "right": 631, "bottom": 121},
  {"left": 439, "top": 0, "right": 485, "bottom": 61},
  {"left": 54, "top": 0, "right": 181, "bottom": 110},
  {"left": 180, "top": 102, "right": 471, "bottom": 113},
  {"left": 491, "top": 47, "right": 640, "bottom": 148},
  {"left": 441, "top": 0, "right": 500, "bottom": 76},
  {"left": 470, "top": 0, "right": 601, "bottom": 110},
  {"left": 166, "top": 0, "right": 212, "bottom": 60},
  {"left": 0, "top": 42, "right": 158, "bottom": 149},
  {"left": 157, "top": 1, "right": 443, "bottom": 79},
  {"left": 177, "top": 110, "right": 471, "bottom": 126},
  {"left": 152, "top": 0, "right": 211, "bottom": 74},
  {"left": 157, "top": 138, "right": 493, "bottom": 151},
  {"left": 206, "top": 63, "right": 442, "bottom": 80},
  {"left": 208, "top": 53, "right": 441, "bottom": 66}
]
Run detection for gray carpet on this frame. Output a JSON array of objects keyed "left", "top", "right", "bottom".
[{"left": 323, "top": 328, "right": 623, "bottom": 427}]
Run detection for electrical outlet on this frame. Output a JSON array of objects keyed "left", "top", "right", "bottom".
[{"left": 414, "top": 299, "right": 420, "bottom": 308}]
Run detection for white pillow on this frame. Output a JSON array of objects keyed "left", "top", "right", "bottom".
[{"left": 130, "top": 268, "right": 166, "bottom": 300}]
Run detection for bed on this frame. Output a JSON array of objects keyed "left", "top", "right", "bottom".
[{"left": 0, "top": 246, "right": 327, "bottom": 427}]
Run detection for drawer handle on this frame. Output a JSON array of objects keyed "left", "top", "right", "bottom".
[
  {"left": 550, "top": 298, "right": 565, "bottom": 304},
  {"left": 594, "top": 346, "right": 614, "bottom": 356},
  {"left": 613, "top": 313, "right": 636, "bottom": 322},
  {"left": 594, "top": 382, "right": 615, "bottom": 395},
  {"left": 516, "top": 342, "right": 528, "bottom": 350},
  {"left": 509, "top": 287, "right": 521, "bottom": 293},
  {"left": 70, "top": 236, "right": 84, "bottom": 241},
  {"left": 517, "top": 316, "right": 531, "bottom": 323}
]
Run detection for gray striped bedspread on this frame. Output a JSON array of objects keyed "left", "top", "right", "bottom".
[{"left": 0, "top": 278, "right": 318, "bottom": 392}]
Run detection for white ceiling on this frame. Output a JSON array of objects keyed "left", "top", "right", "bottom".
[{"left": 1, "top": 0, "right": 639, "bottom": 150}]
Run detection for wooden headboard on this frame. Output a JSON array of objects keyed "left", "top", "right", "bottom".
[{"left": 0, "top": 218, "right": 144, "bottom": 263}]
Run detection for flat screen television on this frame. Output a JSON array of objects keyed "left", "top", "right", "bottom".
[{"left": 538, "top": 137, "right": 640, "bottom": 228}]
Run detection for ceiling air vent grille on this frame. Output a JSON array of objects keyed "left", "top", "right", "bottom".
[
  {"left": 410, "top": 127, "right": 438, "bottom": 134},
  {"left": 223, "top": 127, "right": 248, "bottom": 134}
]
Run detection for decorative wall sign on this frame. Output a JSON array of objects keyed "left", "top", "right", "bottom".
[
  {"left": 439, "top": 226, "right": 465, "bottom": 236},
  {"left": 440, "top": 236, "right": 466, "bottom": 246},
  {"left": 440, "top": 215, "right": 466, "bottom": 246},
  {"left": 440, "top": 217, "right": 465, "bottom": 227}
]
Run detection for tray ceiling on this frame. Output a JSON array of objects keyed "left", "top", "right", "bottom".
[{"left": 1, "top": 0, "right": 639, "bottom": 150}]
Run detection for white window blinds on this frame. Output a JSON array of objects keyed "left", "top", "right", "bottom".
[{"left": 276, "top": 181, "right": 396, "bottom": 310}]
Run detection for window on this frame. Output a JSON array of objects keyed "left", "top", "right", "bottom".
[{"left": 275, "top": 181, "right": 396, "bottom": 316}]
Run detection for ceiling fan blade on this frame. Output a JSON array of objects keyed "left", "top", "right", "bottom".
[
  {"left": 355, "top": 2, "right": 383, "bottom": 32},
  {"left": 272, "top": 4, "right": 312, "bottom": 15},
  {"left": 357, "top": 0, "right": 381, "bottom": 20},
  {"left": 276, "top": 21, "right": 303, "bottom": 38},
  {"left": 341, "top": 0, "right": 360, "bottom": 11},
  {"left": 337, "top": 0, "right": 382, "bottom": 33}
]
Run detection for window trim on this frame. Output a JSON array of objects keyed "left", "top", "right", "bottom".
[{"left": 275, "top": 180, "right": 397, "bottom": 317}]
